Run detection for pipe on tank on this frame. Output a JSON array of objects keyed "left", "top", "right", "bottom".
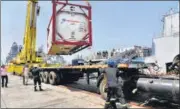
[{"left": 137, "top": 78, "right": 179, "bottom": 103}]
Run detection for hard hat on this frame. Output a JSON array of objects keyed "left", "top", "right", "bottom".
[{"left": 107, "top": 60, "right": 116, "bottom": 67}]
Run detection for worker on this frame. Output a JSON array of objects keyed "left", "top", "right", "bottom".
[
  {"left": 23, "top": 64, "right": 29, "bottom": 85},
  {"left": 31, "top": 64, "right": 43, "bottom": 91},
  {"left": 100, "top": 60, "right": 128, "bottom": 109},
  {"left": 0, "top": 65, "right": 8, "bottom": 88}
]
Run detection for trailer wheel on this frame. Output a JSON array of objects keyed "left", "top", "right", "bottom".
[
  {"left": 99, "top": 78, "right": 107, "bottom": 100},
  {"left": 49, "top": 71, "right": 60, "bottom": 85},
  {"left": 43, "top": 71, "right": 49, "bottom": 84},
  {"left": 40, "top": 72, "right": 44, "bottom": 83}
]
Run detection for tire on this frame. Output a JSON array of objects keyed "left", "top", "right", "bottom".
[
  {"left": 43, "top": 71, "right": 49, "bottom": 84},
  {"left": 40, "top": 72, "right": 44, "bottom": 83},
  {"left": 49, "top": 71, "right": 60, "bottom": 85},
  {"left": 99, "top": 78, "right": 107, "bottom": 100}
]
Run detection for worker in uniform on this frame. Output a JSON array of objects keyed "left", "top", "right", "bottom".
[
  {"left": 0, "top": 65, "right": 8, "bottom": 88},
  {"left": 100, "top": 60, "right": 128, "bottom": 109},
  {"left": 23, "top": 64, "right": 29, "bottom": 85},
  {"left": 31, "top": 64, "right": 43, "bottom": 91}
]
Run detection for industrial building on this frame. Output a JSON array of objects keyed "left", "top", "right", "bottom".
[{"left": 146, "top": 10, "right": 179, "bottom": 73}]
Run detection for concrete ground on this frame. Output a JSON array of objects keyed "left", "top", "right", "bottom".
[
  {"left": 1, "top": 73, "right": 105, "bottom": 108},
  {"left": 1, "top": 73, "right": 151, "bottom": 108}
]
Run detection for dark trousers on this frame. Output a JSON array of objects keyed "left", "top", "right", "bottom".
[
  {"left": 1, "top": 75, "right": 8, "bottom": 87},
  {"left": 23, "top": 76, "right": 25, "bottom": 85},
  {"left": 106, "top": 87, "right": 126, "bottom": 104},
  {"left": 33, "top": 76, "right": 41, "bottom": 89}
]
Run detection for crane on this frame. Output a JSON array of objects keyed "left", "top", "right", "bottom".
[
  {"left": 7, "top": 0, "right": 45, "bottom": 75},
  {"left": 14, "top": 0, "right": 41, "bottom": 64}
]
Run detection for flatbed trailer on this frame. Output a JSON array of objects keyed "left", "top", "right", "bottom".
[
  {"left": 37, "top": 63, "right": 141, "bottom": 97},
  {"left": 38, "top": 63, "right": 133, "bottom": 84},
  {"left": 36, "top": 62, "right": 180, "bottom": 106}
]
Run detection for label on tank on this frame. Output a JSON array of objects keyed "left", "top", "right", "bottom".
[{"left": 56, "top": 7, "right": 89, "bottom": 42}]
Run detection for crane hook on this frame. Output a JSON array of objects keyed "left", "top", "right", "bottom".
[{"left": 37, "top": 5, "right": 40, "bottom": 16}]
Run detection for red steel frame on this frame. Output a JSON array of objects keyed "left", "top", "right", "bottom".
[{"left": 47, "top": 0, "right": 92, "bottom": 49}]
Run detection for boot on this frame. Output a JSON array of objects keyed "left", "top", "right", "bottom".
[
  {"left": 104, "top": 102, "right": 110, "bottom": 109},
  {"left": 34, "top": 86, "right": 37, "bottom": 92},
  {"left": 39, "top": 86, "right": 43, "bottom": 91},
  {"left": 25, "top": 82, "right": 28, "bottom": 85},
  {"left": 117, "top": 103, "right": 129, "bottom": 109}
]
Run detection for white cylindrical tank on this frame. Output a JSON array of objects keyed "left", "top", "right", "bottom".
[{"left": 47, "top": 1, "right": 92, "bottom": 55}]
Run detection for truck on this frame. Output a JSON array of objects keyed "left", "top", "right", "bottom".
[{"left": 6, "top": 0, "right": 179, "bottom": 107}]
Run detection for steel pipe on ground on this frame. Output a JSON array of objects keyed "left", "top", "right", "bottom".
[{"left": 137, "top": 78, "right": 179, "bottom": 103}]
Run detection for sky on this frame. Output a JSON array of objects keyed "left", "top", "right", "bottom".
[{"left": 1, "top": 1, "right": 179, "bottom": 64}]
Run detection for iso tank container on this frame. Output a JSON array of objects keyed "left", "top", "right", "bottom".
[{"left": 47, "top": 0, "right": 92, "bottom": 55}]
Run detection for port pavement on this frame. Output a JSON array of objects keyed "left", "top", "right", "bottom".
[{"left": 1, "top": 73, "right": 149, "bottom": 108}]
